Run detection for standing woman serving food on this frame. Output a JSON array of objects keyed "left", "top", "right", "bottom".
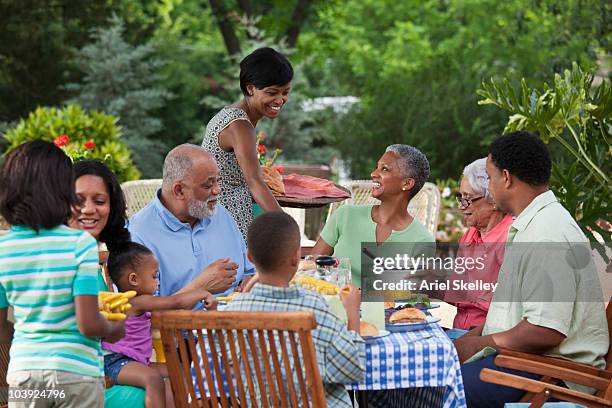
[{"left": 202, "top": 47, "right": 293, "bottom": 239}]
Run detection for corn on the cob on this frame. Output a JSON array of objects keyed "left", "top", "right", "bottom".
[
  {"left": 293, "top": 275, "right": 341, "bottom": 295},
  {"left": 100, "top": 311, "right": 127, "bottom": 321},
  {"left": 98, "top": 290, "right": 136, "bottom": 321}
]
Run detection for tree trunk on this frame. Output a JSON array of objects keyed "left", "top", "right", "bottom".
[
  {"left": 236, "top": 0, "right": 253, "bottom": 19},
  {"left": 285, "top": 0, "right": 311, "bottom": 48},
  {"left": 208, "top": 0, "right": 241, "bottom": 59}
]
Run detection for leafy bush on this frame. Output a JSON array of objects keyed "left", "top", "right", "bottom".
[
  {"left": 436, "top": 178, "right": 465, "bottom": 243},
  {"left": 478, "top": 63, "right": 611, "bottom": 256},
  {"left": 2, "top": 104, "right": 140, "bottom": 182}
]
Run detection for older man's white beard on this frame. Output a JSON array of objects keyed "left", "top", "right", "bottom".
[{"left": 188, "top": 197, "right": 217, "bottom": 219}]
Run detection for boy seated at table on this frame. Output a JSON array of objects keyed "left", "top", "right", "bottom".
[{"left": 225, "top": 212, "right": 365, "bottom": 407}]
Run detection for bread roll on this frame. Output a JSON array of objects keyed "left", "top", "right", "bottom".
[
  {"left": 298, "top": 260, "right": 316, "bottom": 272},
  {"left": 360, "top": 320, "right": 379, "bottom": 336},
  {"left": 383, "top": 301, "right": 395, "bottom": 310},
  {"left": 262, "top": 166, "right": 285, "bottom": 195},
  {"left": 389, "top": 308, "right": 426, "bottom": 324}
]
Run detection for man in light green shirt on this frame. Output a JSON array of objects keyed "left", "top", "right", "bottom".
[{"left": 456, "top": 132, "right": 608, "bottom": 408}]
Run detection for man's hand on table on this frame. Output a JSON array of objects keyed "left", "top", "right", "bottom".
[
  {"left": 452, "top": 320, "right": 564, "bottom": 364},
  {"left": 461, "top": 324, "right": 484, "bottom": 338},
  {"left": 453, "top": 334, "right": 497, "bottom": 363}
]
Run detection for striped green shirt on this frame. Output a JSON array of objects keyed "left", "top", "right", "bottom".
[{"left": 0, "top": 225, "right": 103, "bottom": 377}]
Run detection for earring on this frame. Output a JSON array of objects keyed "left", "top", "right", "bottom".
[
  {"left": 493, "top": 203, "right": 498, "bottom": 211},
  {"left": 402, "top": 187, "right": 407, "bottom": 191}
]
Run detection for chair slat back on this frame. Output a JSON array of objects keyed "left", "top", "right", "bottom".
[
  {"left": 326, "top": 180, "right": 441, "bottom": 236},
  {"left": 1, "top": 343, "right": 9, "bottom": 407},
  {"left": 152, "top": 311, "right": 327, "bottom": 408},
  {"left": 593, "top": 298, "right": 612, "bottom": 401},
  {"left": 120, "top": 179, "right": 162, "bottom": 218},
  {"left": 604, "top": 298, "right": 612, "bottom": 371}
]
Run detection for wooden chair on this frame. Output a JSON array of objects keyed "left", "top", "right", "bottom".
[
  {"left": 121, "top": 179, "right": 162, "bottom": 218},
  {"left": 152, "top": 310, "right": 327, "bottom": 408},
  {"left": 480, "top": 299, "right": 612, "bottom": 407},
  {"left": 1, "top": 343, "right": 9, "bottom": 408},
  {"left": 326, "top": 180, "right": 441, "bottom": 236}
]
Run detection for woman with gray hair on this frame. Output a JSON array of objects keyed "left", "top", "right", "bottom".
[
  {"left": 311, "top": 144, "right": 435, "bottom": 286},
  {"left": 445, "top": 157, "right": 513, "bottom": 331}
]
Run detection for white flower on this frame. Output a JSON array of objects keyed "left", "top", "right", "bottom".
[{"left": 442, "top": 187, "right": 451, "bottom": 198}]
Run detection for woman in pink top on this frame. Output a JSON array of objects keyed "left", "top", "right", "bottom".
[{"left": 445, "top": 158, "right": 513, "bottom": 330}]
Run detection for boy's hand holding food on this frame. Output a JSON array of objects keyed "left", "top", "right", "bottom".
[
  {"left": 202, "top": 290, "right": 218, "bottom": 310},
  {"left": 339, "top": 284, "right": 361, "bottom": 332}
]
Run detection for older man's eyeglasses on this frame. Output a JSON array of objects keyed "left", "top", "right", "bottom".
[{"left": 455, "top": 193, "right": 484, "bottom": 208}]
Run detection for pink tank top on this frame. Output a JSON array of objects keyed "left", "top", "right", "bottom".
[{"left": 102, "top": 312, "right": 152, "bottom": 364}]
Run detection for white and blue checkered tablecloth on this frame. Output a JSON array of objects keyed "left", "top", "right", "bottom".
[
  {"left": 346, "top": 323, "right": 466, "bottom": 408},
  {"left": 191, "top": 322, "right": 466, "bottom": 408}
]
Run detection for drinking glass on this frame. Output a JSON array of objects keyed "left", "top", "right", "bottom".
[{"left": 336, "top": 258, "right": 352, "bottom": 287}]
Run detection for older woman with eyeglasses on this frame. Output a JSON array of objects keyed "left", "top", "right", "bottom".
[{"left": 445, "top": 158, "right": 513, "bottom": 331}]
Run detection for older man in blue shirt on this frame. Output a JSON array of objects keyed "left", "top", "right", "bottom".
[{"left": 129, "top": 144, "right": 255, "bottom": 307}]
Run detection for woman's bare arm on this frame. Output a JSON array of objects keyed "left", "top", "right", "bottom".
[
  {"left": 220, "top": 120, "right": 281, "bottom": 212},
  {"left": 311, "top": 237, "right": 334, "bottom": 256}
]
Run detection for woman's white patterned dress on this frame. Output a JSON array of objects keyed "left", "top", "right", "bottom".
[{"left": 202, "top": 107, "right": 253, "bottom": 239}]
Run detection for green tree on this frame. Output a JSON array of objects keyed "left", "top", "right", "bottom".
[
  {"left": 302, "top": 0, "right": 610, "bottom": 179},
  {"left": 207, "top": 0, "right": 315, "bottom": 59},
  {"left": 0, "top": 0, "right": 119, "bottom": 123},
  {"left": 65, "top": 15, "right": 171, "bottom": 178},
  {"left": 147, "top": 0, "right": 233, "bottom": 150}
]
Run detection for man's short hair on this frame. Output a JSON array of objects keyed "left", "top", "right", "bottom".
[
  {"left": 489, "top": 131, "right": 551, "bottom": 186},
  {"left": 162, "top": 144, "right": 208, "bottom": 190},
  {"left": 247, "top": 212, "right": 300, "bottom": 272}
]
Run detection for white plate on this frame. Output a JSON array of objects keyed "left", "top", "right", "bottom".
[
  {"left": 362, "top": 329, "right": 390, "bottom": 341},
  {"left": 386, "top": 316, "right": 441, "bottom": 332}
]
